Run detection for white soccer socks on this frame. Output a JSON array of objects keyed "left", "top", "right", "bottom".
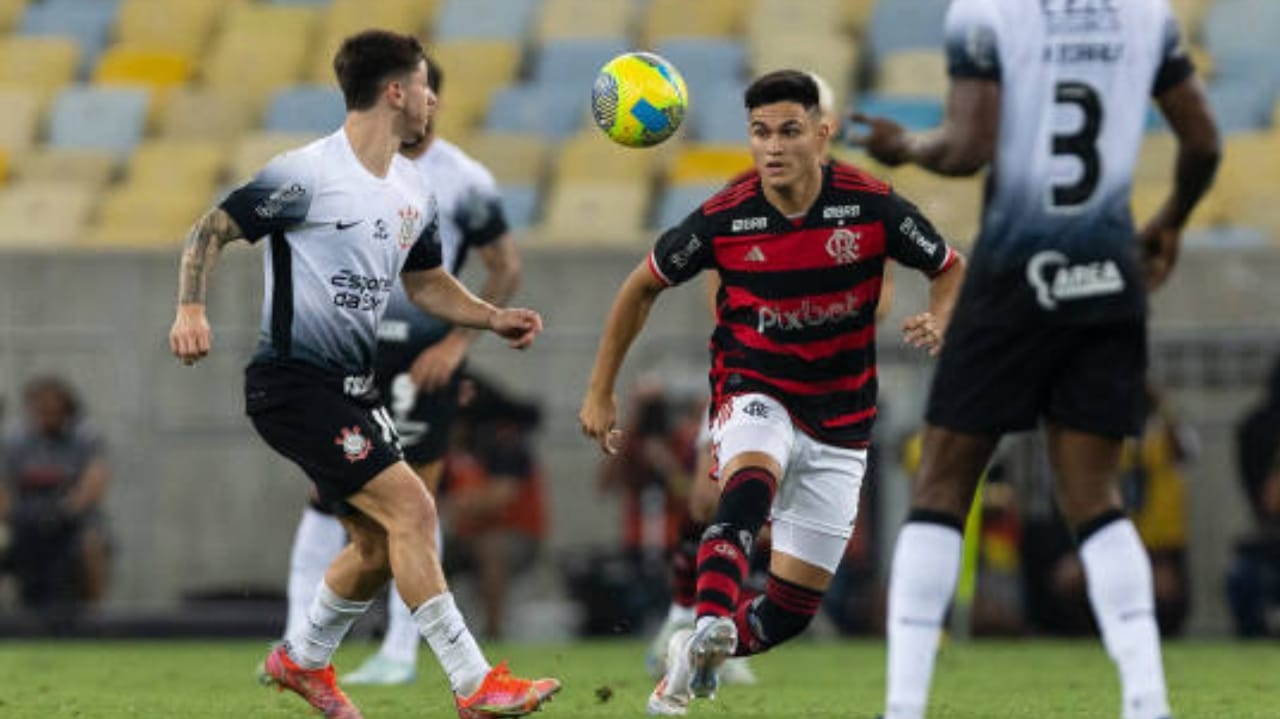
[
  {"left": 287, "top": 581, "right": 373, "bottom": 669},
  {"left": 884, "top": 517, "right": 963, "bottom": 719},
  {"left": 285, "top": 506, "right": 348, "bottom": 639},
  {"left": 412, "top": 591, "right": 490, "bottom": 696}
]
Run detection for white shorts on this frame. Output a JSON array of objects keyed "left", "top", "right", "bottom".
[{"left": 710, "top": 393, "right": 867, "bottom": 574}]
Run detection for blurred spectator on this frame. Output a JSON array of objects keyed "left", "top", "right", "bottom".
[
  {"left": 1228, "top": 358, "right": 1280, "bottom": 637},
  {"left": 440, "top": 373, "right": 546, "bottom": 640},
  {"left": 0, "top": 377, "right": 111, "bottom": 610}
]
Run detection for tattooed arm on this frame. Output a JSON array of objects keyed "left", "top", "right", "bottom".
[{"left": 169, "top": 208, "right": 245, "bottom": 365}]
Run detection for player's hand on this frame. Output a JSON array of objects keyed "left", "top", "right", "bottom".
[
  {"left": 409, "top": 334, "right": 467, "bottom": 392},
  {"left": 579, "top": 393, "right": 622, "bottom": 456},
  {"left": 847, "top": 112, "right": 912, "bottom": 166},
  {"left": 169, "top": 303, "right": 212, "bottom": 365},
  {"left": 488, "top": 307, "right": 543, "bottom": 349},
  {"left": 1138, "top": 223, "right": 1180, "bottom": 292},
  {"left": 902, "top": 312, "right": 944, "bottom": 356}
]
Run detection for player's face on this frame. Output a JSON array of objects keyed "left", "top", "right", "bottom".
[
  {"left": 748, "top": 102, "right": 827, "bottom": 190},
  {"left": 393, "top": 60, "right": 436, "bottom": 143}
]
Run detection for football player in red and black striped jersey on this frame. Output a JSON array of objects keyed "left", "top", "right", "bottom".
[{"left": 579, "top": 70, "right": 965, "bottom": 716}]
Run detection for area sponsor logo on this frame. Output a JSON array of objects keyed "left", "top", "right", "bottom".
[{"left": 1025, "top": 250, "right": 1124, "bottom": 310}]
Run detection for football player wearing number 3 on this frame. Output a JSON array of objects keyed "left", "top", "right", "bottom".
[{"left": 850, "top": 2, "right": 1220, "bottom": 719}]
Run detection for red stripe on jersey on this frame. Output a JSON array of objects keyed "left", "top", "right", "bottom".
[
  {"left": 820, "top": 405, "right": 879, "bottom": 429},
  {"left": 715, "top": 224, "right": 886, "bottom": 273},
  {"left": 703, "top": 177, "right": 759, "bottom": 214},
  {"left": 725, "top": 319, "right": 875, "bottom": 362},
  {"left": 831, "top": 162, "right": 890, "bottom": 195},
  {"left": 715, "top": 365, "right": 875, "bottom": 396},
  {"left": 647, "top": 252, "right": 673, "bottom": 286}
]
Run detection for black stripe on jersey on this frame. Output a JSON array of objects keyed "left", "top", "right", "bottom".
[
  {"left": 1152, "top": 55, "right": 1194, "bottom": 96},
  {"left": 719, "top": 262, "right": 886, "bottom": 301},
  {"left": 269, "top": 231, "right": 293, "bottom": 358},
  {"left": 715, "top": 331, "right": 876, "bottom": 385}
]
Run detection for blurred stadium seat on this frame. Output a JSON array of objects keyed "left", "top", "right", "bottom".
[
  {"left": 500, "top": 185, "right": 540, "bottom": 231},
  {"left": 556, "top": 133, "right": 659, "bottom": 184},
  {"left": 540, "top": 182, "right": 649, "bottom": 245},
  {"left": 537, "top": 0, "right": 631, "bottom": 42},
  {"left": 654, "top": 39, "right": 747, "bottom": 100},
  {"left": 435, "top": 0, "right": 538, "bottom": 40},
  {"left": 642, "top": 0, "right": 744, "bottom": 45},
  {"left": 264, "top": 86, "right": 347, "bottom": 134},
  {"left": 309, "top": 0, "right": 441, "bottom": 82},
  {"left": 485, "top": 84, "right": 587, "bottom": 139},
  {"left": 0, "top": 87, "right": 42, "bottom": 155},
  {"left": 853, "top": 93, "right": 944, "bottom": 132},
  {"left": 667, "top": 144, "right": 752, "bottom": 186},
  {"left": 0, "top": 180, "right": 96, "bottom": 246},
  {"left": 687, "top": 82, "right": 749, "bottom": 144},
  {"left": 12, "top": 148, "right": 118, "bottom": 190},
  {"left": 429, "top": 39, "right": 524, "bottom": 134},
  {"left": 48, "top": 86, "right": 150, "bottom": 157},
  {"left": 748, "top": 33, "right": 858, "bottom": 110},
  {"left": 88, "top": 182, "right": 208, "bottom": 247},
  {"left": 202, "top": 4, "right": 318, "bottom": 112},
  {"left": 159, "top": 87, "right": 259, "bottom": 144},
  {"left": 887, "top": 166, "right": 982, "bottom": 246},
  {"left": 229, "top": 132, "right": 321, "bottom": 184},
  {"left": 534, "top": 38, "right": 631, "bottom": 90},
  {"left": 115, "top": 0, "right": 223, "bottom": 58},
  {"left": 876, "top": 49, "right": 948, "bottom": 98},
  {"left": 653, "top": 183, "right": 720, "bottom": 229},
  {"left": 94, "top": 46, "right": 193, "bottom": 88},
  {"left": 866, "top": 0, "right": 949, "bottom": 60},
  {"left": 126, "top": 139, "right": 223, "bottom": 197},
  {"left": 18, "top": 0, "right": 120, "bottom": 78},
  {"left": 0, "top": 0, "right": 26, "bottom": 32},
  {"left": 0, "top": 36, "right": 79, "bottom": 102},
  {"left": 463, "top": 133, "right": 548, "bottom": 186}
]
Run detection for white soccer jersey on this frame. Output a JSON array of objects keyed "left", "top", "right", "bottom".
[
  {"left": 378, "top": 138, "right": 509, "bottom": 352},
  {"left": 945, "top": 0, "right": 1194, "bottom": 322},
  {"left": 220, "top": 129, "right": 442, "bottom": 376}
]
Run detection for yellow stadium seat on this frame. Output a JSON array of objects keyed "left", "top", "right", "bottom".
[
  {"left": 877, "top": 50, "right": 948, "bottom": 98},
  {"left": 428, "top": 40, "right": 523, "bottom": 129},
  {"left": 0, "top": 37, "right": 79, "bottom": 99},
  {"left": 86, "top": 182, "right": 209, "bottom": 248},
  {"left": 750, "top": 0, "right": 846, "bottom": 38},
  {"left": 555, "top": 133, "right": 658, "bottom": 184},
  {"left": 94, "top": 46, "right": 194, "bottom": 89},
  {"left": 0, "top": 181, "right": 96, "bottom": 247},
  {"left": 229, "top": 132, "right": 321, "bottom": 184},
  {"left": 538, "top": 0, "right": 632, "bottom": 41},
  {"left": 115, "top": 0, "right": 224, "bottom": 57},
  {"left": 1215, "top": 131, "right": 1280, "bottom": 233},
  {"left": 845, "top": 0, "right": 877, "bottom": 33},
  {"left": 0, "top": 148, "right": 8, "bottom": 184},
  {"left": 13, "top": 148, "right": 119, "bottom": 190},
  {"left": 159, "top": 87, "right": 259, "bottom": 143},
  {"left": 1134, "top": 132, "right": 1177, "bottom": 187},
  {"left": 886, "top": 166, "right": 983, "bottom": 247},
  {"left": 127, "top": 139, "right": 224, "bottom": 197},
  {"left": 222, "top": 3, "right": 320, "bottom": 42},
  {"left": 540, "top": 181, "right": 649, "bottom": 246},
  {"left": 0, "top": 0, "right": 27, "bottom": 32},
  {"left": 0, "top": 88, "right": 42, "bottom": 155},
  {"left": 204, "top": 6, "right": 318, "bottom": 110},
  {"left": 1130, "top": 179, "right": 1226, "bottom": 230},
  {"left": 1272, "top": 100, "right": 1280, "bottom": 128},
  {"left": 749, "top": 34, "right": 857, "bottom": 111},
  {"left": 461, "top": 133, "right": 548, "bottom": 186},
  {"left": 668, "top": 144, "right": 753, "bottom": 186},
  {"left": 308, "top": 0, "right": 440, "bottom": 82},
  {"left": 643, "top": 0, "right": 745, "bottom": 44}
]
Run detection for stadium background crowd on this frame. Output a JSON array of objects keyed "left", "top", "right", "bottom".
[{"left": 0, "top": 0, "right": 1277, "bottom": 641}]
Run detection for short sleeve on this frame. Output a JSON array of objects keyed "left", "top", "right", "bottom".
[
  {"left": 403, "top": 196, "right": 443, "bottom": 273},
  {"left": 883, "top": 191, "right": 958, "bottom": 277},
  {"left": 219, "top": 151, "right": 315, "bottom": 242},
  {"left": 455, "top": 163, "right": 509, "bottom": 248},
  {"left": 1152, "top": 14, "right": 1195, "bottom": 96},
  {"left": 649, "top": 209, "right": 715, "bottom": 287},
  {"left": 944, "top": 0, "right": 1001, "bottom": 81}
]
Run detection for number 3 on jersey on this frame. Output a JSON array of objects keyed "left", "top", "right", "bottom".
[{"left": 1050, "top": 81, "right": 1103, "bottom": 210}]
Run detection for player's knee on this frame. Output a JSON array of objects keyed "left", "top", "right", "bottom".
[
  {"left": 386, "top": 485, "right": 438, "bottom": 538},
  {"left": 711, "top": 466, "right": 778, "bottom": 535},
  {"left": 351, "top": 534, "right": 390, "bottom": 573}
]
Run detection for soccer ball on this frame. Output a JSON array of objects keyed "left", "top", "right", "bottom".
[{"left": 591, "top": 52, "right": 688, "bottom": 148}]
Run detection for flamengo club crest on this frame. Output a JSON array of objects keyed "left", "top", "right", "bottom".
[
  {"left": 825, "top": 228, "right": 860, "bottom": 265},
  {"left": 334, "top": 426, "right": 371, "bottom": 463},
  {"left": 397, "top": 206, "right": 421, "bottom": 249}
]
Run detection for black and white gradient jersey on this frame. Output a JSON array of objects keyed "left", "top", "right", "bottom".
[
  {"left": 946, "top": 0, "right": 1194, "bottom": 324},
  {"left": 649, "top": 162, "right": 958, "bottom": 447},
  {"left": 377, "top": 138, "right": 509, "bottom": 354},
  {"left": 220, "top": 130, "right": 442, "bottom": 377}
]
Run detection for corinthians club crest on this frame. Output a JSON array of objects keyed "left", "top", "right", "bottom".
[{"left": 334, "top": 426, "right": 371, "bottom": 463}]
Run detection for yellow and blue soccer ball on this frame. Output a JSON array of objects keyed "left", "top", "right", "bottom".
[{"left": 591, "top": 52, "right": 688, "bottom": 148}]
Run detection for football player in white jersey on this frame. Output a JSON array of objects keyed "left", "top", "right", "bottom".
[
  {"left": 852, "top": 2, "right": 1220, "bottom": 718},
  {"left": 282, "top": 53, "right": 524, "bottom": 687},
  {"left": 168, "top": 30, "right": 559, "bottom": 719}
]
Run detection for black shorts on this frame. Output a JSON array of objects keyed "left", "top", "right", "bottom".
[
  {"left": 374, "top": 361, "right": 464, "bottom": 466},
  {"left": 926, "top": 316, "right": 1147, "bottom": 438},
  {"left": 246, "top": 360, "right": 403, "bottom": 513}
]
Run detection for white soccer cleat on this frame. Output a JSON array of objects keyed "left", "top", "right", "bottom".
[
  {"left": 719, "top": 657, "right": 758, "bottom": 686},
  {"left": 687, "top": 616, "right": 737, "bottom": 700},
  {"left": 341, "top": 654, "right": 416, "bottom": 686},
  {"left": 646, "top": 615, "right": 694, "bottom": 680},
  {"left": 647, "top": 628, "right": 694, "bottom": 716}
]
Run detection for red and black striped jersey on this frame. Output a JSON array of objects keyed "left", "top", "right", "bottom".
[{"left": 648, "top": 161, "right": 959, "bottom": 447}]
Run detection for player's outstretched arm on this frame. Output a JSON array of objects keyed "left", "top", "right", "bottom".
[
  {"left": 579, "top": 260, "right": 667, "bottom": 455},
  {"left": 401, "top": 266, "right": 541, "bottom": 349},
  {"left": 1141, "top": 75, "right": 1221, "bottom": 291},
  {"left": 903, "top": 253, "right": 967, "bottom": 357},
  {"left": 169, "top": 208, "right": 245, "bottom": 365},
  {"left": 850, "top": 78, "right": 999, "bottom": 176}
]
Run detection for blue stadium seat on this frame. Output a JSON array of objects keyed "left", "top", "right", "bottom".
[
  {"left": 267, "top": 0, "right": 333, "bottom": 4},
  {"left": 19, "top": 0, "right": 120, "bottom": 78},
  {"left": 500, "top": 184, "right": 540, "bottom": 230},
  {"left": 854, "top": 93, "right": 943, "bottom": 131},
  {"left": 534, "top": 38, "right": 630, "bottom": 90},
  {"left": 436, "top": 0, "right": 538, "bottom": 39},
  {"left": 484, "top": 84, "right": 586, "bottom": 139},
  {"left": 1185, "top": 226, "right": 1268, "bottom": 250},
  {"left": 265, "top": 86, "right": 347, "bottom": 134},
  {"left": 655, "top": 39, "right": 746, "bottom": 100},
  {"left": 865, "top": 0, "right": 948, "bottom": 61},
  {"left": 653, "top": 183, "right": 721, "bottom": 229},
  {"left": 1204, "top": 0, "right": 1280, "bottom": 56},
  {"left": 1207, "top": 80, "right": 1275, "bottom": 133},
  {"left": 688, "top": 82, "right": 748, "bottom": 143},
  {"left": 48, "top": 85, "right": 149, "bottom": 157}
]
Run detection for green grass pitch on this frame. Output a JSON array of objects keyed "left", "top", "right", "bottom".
[{"left": 0, "top": 638, "right": 1274, "bottom": 718}]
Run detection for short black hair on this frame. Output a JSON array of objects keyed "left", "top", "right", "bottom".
[
  {"left": 425, "top": 53, "right": 443, "bottom": 96},
  {"left": 333, "top": 29, "right": 426, "bottom": 111},
  {"left": 744, "top": 70, "right": 820, "bottom": 113}
]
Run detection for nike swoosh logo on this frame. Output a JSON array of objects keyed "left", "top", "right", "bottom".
[
  {"left": 447, "top": 629, "right": 464, "bottom": 645},
  {"left": 335, "top": 220, "right": 364, "bottom": 230}
]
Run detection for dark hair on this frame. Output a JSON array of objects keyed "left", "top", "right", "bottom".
[
  {"left": 23, "top": 376, "right": 79, "bottom": 419},
  {"left": 333, "top": 29, "right": 426, "bottom": 111},
  {"left": 425, "top": 53, "right": 443, "bottom": 96},
  {"left": 744, "top": 69, "right": 820, "bottom": 113}
]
